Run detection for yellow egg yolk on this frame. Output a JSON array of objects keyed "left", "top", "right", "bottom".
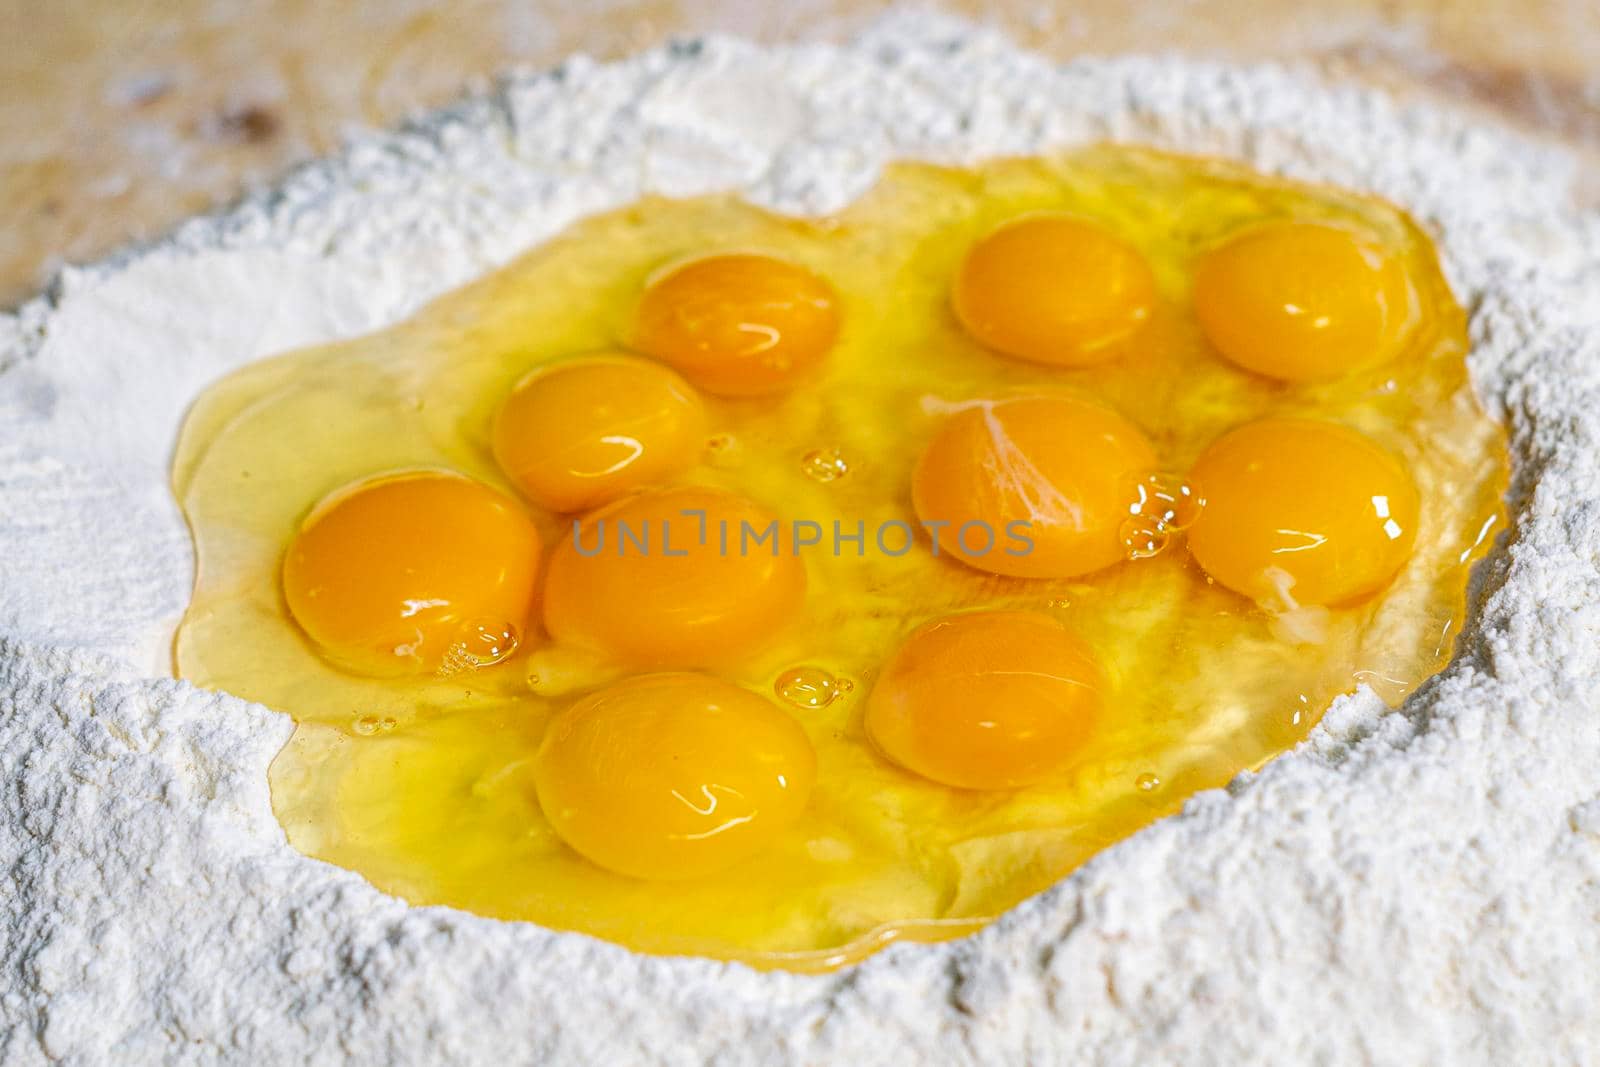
[
  {"left": 1193, "top": 220, "right": 1419, "bottom": 382},
  {"left": 534, "top": 673, "right": 816, "bottom": 880},
  {"left": 912, "top": 396, "right": 1158, "bottom": 579},
  {"left": 865, "top": 611, "right": 1104, "bottom": 790},
  {"left": 542, "top": 485, "right": 807, "bottom": 667},
  {"left": 1186, "top": 418, "right": 1420, "bottom": 611},
  {"left": 952, "top": 213, "right": 1157, "bottom": 367},
  {"left": 175, "top": 148, "right": 1509, "bottom": 972},
  {"left": 632, "top": 253, "right": 840, "bottom": 397},
  {"left": 281, "top": 470, "right": 541, "bottom": 675},
  {"left": 492, "top": 354, "right": 707, "bottom": 513}
]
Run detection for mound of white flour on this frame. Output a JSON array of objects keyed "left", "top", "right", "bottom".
[{"left": 4, "top": 14, "right": 1600, "bottom": 1065}]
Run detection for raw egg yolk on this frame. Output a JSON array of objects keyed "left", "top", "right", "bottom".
[
  {"left": 952, "top": 213, "right": 1158, "bottom": 367},
  {"left": 542, "top": 485, "right": 807, "bottom": 667},
  {"left": 1186, "top": 418, "right": 1420, "bottom": 611},
  {"left": 632, "top": 253, "right": 840, "bottom": 397},
  {"left": 912, "top": 396, "right": 1158, "bottom": 579},
  {"left": 492, "top": 354, "right": 707, "bottom": 513},
  {"left": 281, "top": 470, "right": 541, "bottom": 675},
  {"left": 534, "top": 672, "right": 816, "bottom": 880},
  {"left": 1193, "top": 220, "right": 1418, "bottom": 382},
  {"left": 865, "top": 610, "right": 1104, "bottom": 790}
]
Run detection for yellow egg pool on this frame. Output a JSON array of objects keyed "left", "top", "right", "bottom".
[{"left": 171, "top": 145, "right": 1507, "bottom": 971}]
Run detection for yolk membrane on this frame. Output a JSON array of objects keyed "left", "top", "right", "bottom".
[
  {"left": 541, "top": 485, "right": 808, "bottom": 668},
  {"left": 1186, "top": 418, "right": 1421, "bottom": 611},
  {"left": 281, "top": 470, "right": 541, "bottom": 676},
  {"left": 632, "top": 252, "right": 840, "bottom": 397},
  {"left": 492, "top": 354, "right": 706, "bottom": 513},
  {"left": 912, "top": 396, "right": 1158, "bottom": 579},
  {"left": 865, "top": 611, "right": 1104, "bottom": 790},
  {"left": 952, "top": 213, "right": 1157, "bottom": 366},
  {"left": 534, "top": 672, "right": 816, "bottom": 880},
  {"left": 1193, "top": 220, "right": 1419, "bottom": 382}
]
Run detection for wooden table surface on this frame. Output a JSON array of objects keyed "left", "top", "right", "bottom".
[{"left": 5, "top": 1, "right": 1598, "bottom": 309}]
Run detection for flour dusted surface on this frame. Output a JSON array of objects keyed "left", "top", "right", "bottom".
[{"left": 4, "top": 15, "right": 1600, "bottom": 1065}]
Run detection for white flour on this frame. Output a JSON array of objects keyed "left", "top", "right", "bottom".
[{"left": 4, "top": 13, "right": 1600, "bottom": 1065}]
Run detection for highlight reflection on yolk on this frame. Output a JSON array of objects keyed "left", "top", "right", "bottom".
[
  {"left": 542, "top": 485, "right": 807, "bottom": 667},
  {"left": 865, "top": 611, "right": 1104, "bottom": 790},
  {"left": 492, "top": 354, "right": 706, "bottom": 513},
  {"left": 1186, "top": 418, "right": 1420, "bottom": 611},
  {"left": 912, "top": 396, "right": 1158, "bottom": 579},
  {"left": 633, "top": 253, "right": 840, "bottom": 397},
  {"left": 281, "top": 471, "right": 541, "bottom": 675},
  {"left": 1193, "top": 220, "right": 1418, "bottom": 382},
  {"left": 534, "top": 672, "right": 816, "bottom": 880},
  {"left": 953, "top": 213, "right": 1157, "bottom": 367}
]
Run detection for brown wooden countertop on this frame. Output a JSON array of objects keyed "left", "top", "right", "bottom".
[{"left": 4, "top": 0, "right": 1597, "bottom": 309}]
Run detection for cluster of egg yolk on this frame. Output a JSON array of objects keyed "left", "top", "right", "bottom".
[{"left": 279, "top": 217, "right": 1424, "bottom": 882}]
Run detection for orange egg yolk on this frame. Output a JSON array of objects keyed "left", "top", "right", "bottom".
[
  {"left": 534, "top": 672, "right": 816, "bottom": 880},
  {"left": 952, "top": 213, "right": 1157, "bottom": 367},
  {"left": 174, "top": 149, "right": 1510, "bottom": 972},
  {"left": 1193, "top": 220, "right": 1419, "bottom": 382},
  {"left": 865, "top": 611, "right": 1104, "bottom": 790},
  {"left": 912, "top": 396, "right": 1158, "bottom": 579},
  {"left": 542, "top": 485, "right": 807, "bottom": 667},
  {"left": 281, "top": 471, "right": 541, "bottom": 675},
  {"left": 1186, "top": 418, "right": 1420, "bottom": 611},
  {"left": 492, "top": 354, "right": 707, "bottom": 513},
  {"left": 632, "top": 253, "right": 840, "bottom": 397}
]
